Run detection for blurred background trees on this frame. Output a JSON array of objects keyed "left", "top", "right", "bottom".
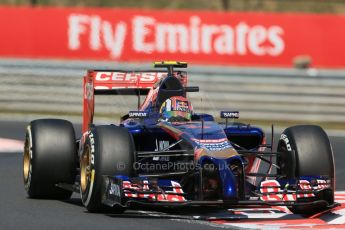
[{"left": 2, "top": 0, "right": 345, "bottom": 13}]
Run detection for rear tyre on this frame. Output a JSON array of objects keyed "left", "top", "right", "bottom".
[
  {"left": 277, "top": 125, "right": 335, "bottom": 214},
  {"left": 23, "top": 119, "right": 77, "bottom": 199},
  {"left": 80, "top": 125, "right": 135, "bottom": 213}
]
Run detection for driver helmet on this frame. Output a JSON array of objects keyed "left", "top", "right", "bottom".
[{"left": 159, "top": 96, "right": 193, "bottom": 122}]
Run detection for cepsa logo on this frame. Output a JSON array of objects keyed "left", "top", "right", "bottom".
[
  {"left": 94, "top": 72, "right": 165, "bottom": 82},
  {"left": 92, "top": 72, "right": 166, "bottom": 89},
  {"left": 68, "top": 14, "right": 285, "bottom": 59}
]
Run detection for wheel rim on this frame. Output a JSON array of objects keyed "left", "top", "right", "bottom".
[
  {"left": 23, "top": 137, "right": 30, "bottom": 182},
  {"left": 80, "top": 145, "right": 91, "bottom": 193}
]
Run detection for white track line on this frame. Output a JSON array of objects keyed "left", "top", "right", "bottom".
[{"left": 0, "top": 138, "right": 23, "bottom": 152}]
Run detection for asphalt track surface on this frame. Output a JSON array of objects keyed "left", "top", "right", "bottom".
[{"left": 0, "top": 121, "right": 344, "bottom": 230}]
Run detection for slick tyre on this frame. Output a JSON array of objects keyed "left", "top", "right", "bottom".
[
  {"left": 23, "top": 119, "right": 77, "bottom": 199},
  {"left": 80, "top": 125, "right": 135, "bottom": 213},
  {"left": 277, "top": 125, "right": 335, "bottom": 214}
]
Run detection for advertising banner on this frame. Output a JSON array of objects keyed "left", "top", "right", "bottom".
[{"left": 1, "top": 6, "right": 345, "bottom": 67}]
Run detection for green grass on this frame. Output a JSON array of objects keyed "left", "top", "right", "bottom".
[{"left": 1, "top": 0, "right": 345, "bottom": 13}]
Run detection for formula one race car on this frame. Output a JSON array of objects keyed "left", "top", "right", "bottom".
[{"left": 23, "top": 61, "right": 337, "bottom": 214}]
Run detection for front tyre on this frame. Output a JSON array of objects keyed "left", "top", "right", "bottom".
[
  {"left": 277, "top": 125, "right": 335, "bottom": 214},
  {"left": 80, "top": 125, "right": 135, "bottom": 213}
]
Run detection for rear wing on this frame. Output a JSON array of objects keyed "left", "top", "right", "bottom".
[{"left": 82, "top": 70, "right": 187, "bottom": 133}]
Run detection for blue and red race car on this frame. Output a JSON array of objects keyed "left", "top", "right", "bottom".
[{"left": 23, "top": 61, "right": 337, "bottom": 214}]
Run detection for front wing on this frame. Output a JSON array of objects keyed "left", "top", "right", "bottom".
[{"left": 101, "top": 175, "right": 338, "bottom": 210}]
